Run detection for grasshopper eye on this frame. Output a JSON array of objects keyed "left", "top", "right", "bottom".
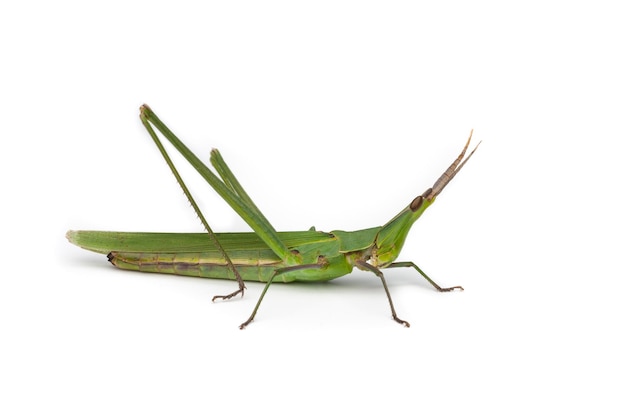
[
  {"left": 410, "top": 188, "right": 433, "bottom": 212},
  {"left": 410, "top": 196, "right": 423, "bottom": 212}
]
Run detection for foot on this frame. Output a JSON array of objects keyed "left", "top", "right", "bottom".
[
  {"left": 212, "top": 287, "right": 245, "bottom": 302},
  {"left": 393, "top": 316, "right": 411, "bottom": 328}
]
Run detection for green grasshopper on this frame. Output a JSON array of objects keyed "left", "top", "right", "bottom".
[{"left": 67, "top": 105, "right": 480, "bottom": 329}]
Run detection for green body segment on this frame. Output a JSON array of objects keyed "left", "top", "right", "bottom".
[
  {"left": 67, "top": 229, "right": 359, "bottom": 283},
  {"left": 67, "top": 192, "right": 442, "bottom": 284}
]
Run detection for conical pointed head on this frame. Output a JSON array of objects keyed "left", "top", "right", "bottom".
[{"left": 374, "top": 132, "right": 480, "bottom": 266}]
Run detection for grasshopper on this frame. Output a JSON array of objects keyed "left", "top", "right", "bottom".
[{"left": 67, "top": 105, "right": 480, "bottom": 328}]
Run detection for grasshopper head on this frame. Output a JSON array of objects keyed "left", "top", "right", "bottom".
[{"left": 373, "top": 132, "right": 480, "bottom": 266}]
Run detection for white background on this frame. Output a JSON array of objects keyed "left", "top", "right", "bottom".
[{"left": 2, "top": 1, "right": 625, "bottom": 418}]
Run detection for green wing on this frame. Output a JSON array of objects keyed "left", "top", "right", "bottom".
[{"left": 66, "top": 230, "right": 336, "bottom": 255}]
